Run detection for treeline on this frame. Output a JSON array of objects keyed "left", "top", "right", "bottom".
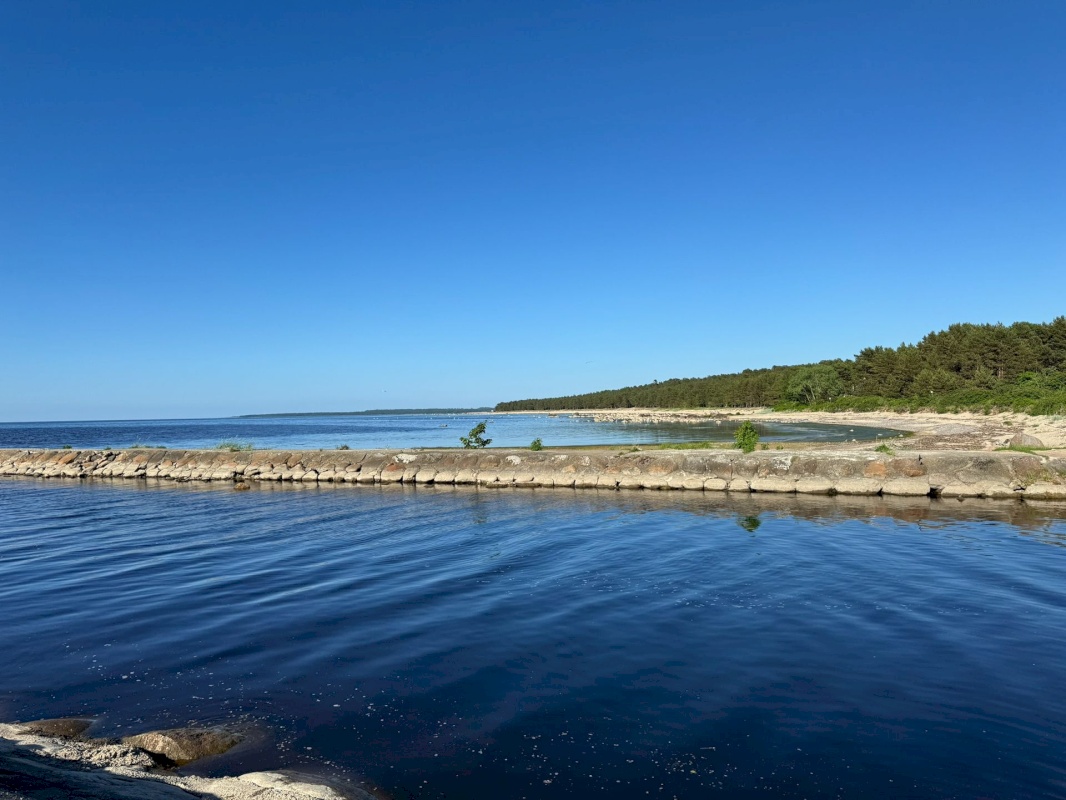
[{"left": 495, "top": 318, "right": 1066, "bottom": 415}]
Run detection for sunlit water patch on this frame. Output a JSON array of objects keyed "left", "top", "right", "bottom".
[{"left": 2, "top": 479, "right": 1065, "bottom": 798}]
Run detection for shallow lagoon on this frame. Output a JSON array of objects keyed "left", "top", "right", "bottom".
[
  {"left": 0, "top": 412, "right": 901, "bottom": 451},
  {"left": 3, "top": 480, "right": 1066, "bottom": 797}
]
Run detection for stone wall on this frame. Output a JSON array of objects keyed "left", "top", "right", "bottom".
[{"left": 2, "top": 447, "right": 1065, "bottom": 500}]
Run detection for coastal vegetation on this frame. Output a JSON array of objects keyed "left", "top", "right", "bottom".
[
  {"left": 495, "top": 318, "right": 1066, "bottom": 415},
  {"left": 216, "top": 440, "right": 254, "bottom": 452},
  {"left": 734, "top": 421, "right": 760, "bottom": 453},
  {"left": 460, "top": 422, "right": 492, "bottom": 449}
]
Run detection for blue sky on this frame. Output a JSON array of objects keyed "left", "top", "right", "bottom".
[{"left": 2, "top": 1, "right": 1063, "bottom": 421}]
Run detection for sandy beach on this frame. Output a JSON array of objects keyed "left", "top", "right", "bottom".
[{"left": 506, "top": 408, "right": 1066, "bottom": 453}]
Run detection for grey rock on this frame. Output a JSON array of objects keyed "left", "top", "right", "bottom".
[
  {"left": 14, "top": 717, "right": 94, "bottom": 739},
  {"left": 1009, "top": 432, "right": 1045, "bottom": 448},
  {"left": 122, "top": 726, "right": 241, "bottom": 765},
  {"left": 240, "top": 770, "right": 376, "bottom": 799}
]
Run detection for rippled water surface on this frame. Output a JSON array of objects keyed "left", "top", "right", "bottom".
[
  {"left": 3, "top": 480, "right": 1066, "bottom": 798},
  {"left": 0, "top": 413, "right": 901, "bottom": 450}
]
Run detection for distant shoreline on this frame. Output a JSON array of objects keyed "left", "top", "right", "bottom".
[
  {"left": 236, "top": 407, "right": 492, "bottom": 418},
  {"left": 492, "top": 406, "right": 1066, "bottom": 451}
]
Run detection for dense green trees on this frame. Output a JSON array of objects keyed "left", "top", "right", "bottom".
[
  {"left": 786, "top": 365, "right": 844, "bottom": 404},
  {"left": 495, "top": 318, "right": 1066, "bottom": 415}
]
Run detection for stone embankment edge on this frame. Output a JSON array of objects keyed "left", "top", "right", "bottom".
[
  {"left": 2, "top": 447, "right": 1065, "bottom": 500},
  {"left": 0, "top": 720, "right": 372, "bottom": 800}
]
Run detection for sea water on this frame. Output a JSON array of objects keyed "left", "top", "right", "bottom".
[
  {"left": 2, "top": 479, "right": 1065, "bottom": 798},
  {"left": 0, "top": 413, "right": 901, "bottom": 451}
]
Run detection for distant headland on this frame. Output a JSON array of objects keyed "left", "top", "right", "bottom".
[
  {"left": 495, "top": 318, "right": 1066, "bottom": 416},
  {"left": 237, "top": 407, "right": 493, "bottom": 418}
]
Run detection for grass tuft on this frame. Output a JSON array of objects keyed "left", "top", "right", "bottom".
[
  {"left": 995, "top": 445, "right": 1050, "bottom": 455},
  {"left": 216, "top": 440, "right": 254, "bottom": 452}
]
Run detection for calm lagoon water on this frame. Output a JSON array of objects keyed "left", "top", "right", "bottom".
[
  {"left": 2, "top": 479, "right": 1066, "bottom": 798},
  {"left": 0, "top": 413, "right": 901, "bottom": 451}
]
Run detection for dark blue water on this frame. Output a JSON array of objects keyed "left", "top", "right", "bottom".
[
  {"left": 0, "top": 413, "right": 901, "bottom": 451},
  {"left": 3, "top": 479, "right": 1066, "bottom": 799}
]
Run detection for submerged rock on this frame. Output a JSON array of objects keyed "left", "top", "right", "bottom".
[
  {"left": 14, "top": 717, "right": 94, "bottom": 738},
  {"left": 122, "top": 726, "right": 242, "bottom": 764}
]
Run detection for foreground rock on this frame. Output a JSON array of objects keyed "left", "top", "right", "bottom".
[
  {"left": 0, "top": 721, "right": 375, "bottom": 800},
  {"left": 14, "top": 718, "right": 94, "bottom": 739},
  {"left": 122, "top": 726, "right": 241, "bottom": 765},
  {"left": 1010, "top": 432, "right": 1046, "bottom": 448},
  {"left": 1, "top": 447, "right": 1064, "bottom": 501}
]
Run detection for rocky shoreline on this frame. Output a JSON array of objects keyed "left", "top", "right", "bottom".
[
  {"left": 0, "top": 719, "right": 373, "bottom": 799},
  {"left": 2, "top": 446, "right": 1065, "bottom": 500}
]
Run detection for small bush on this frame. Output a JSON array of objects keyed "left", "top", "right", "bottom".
[
  {"left": 734, "top": 421, "right": 759, "bottom": 453},
  {"left": 337, "top": 444, "right": 350, "bottom": 450},
  {"left": 530, "top": 438, "right": 543, "bottom": 451},
  {"left": 217, "top": 440, "right": 254, "bottom": 452},
  {"left": 61, "top": 444, "right": 72, "bottom": 449},
  {"left": 460, "top": 422, "right": 492, "bottom": 449},
  {"left": 874, "top": 443, "right": 895, "bottom": 455}
]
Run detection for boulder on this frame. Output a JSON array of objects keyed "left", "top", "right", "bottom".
[
  {"left": 122, "top": 726, "right": 241, "bottom": 765},
  {"left": 1010, "top": 432, "right": 1045, "bottom": 448},
  {"left": 16, "top": 717, "right": 94, "bottom": 738},
  {"left": 881, "top": 478, "right": 932, "bottom": 497},
  {"left": 1022, "top": 483, "right": 1066, "bottom": 500},
  {"left": 239, "top": 770, "right": 374, "bottom": 799}
]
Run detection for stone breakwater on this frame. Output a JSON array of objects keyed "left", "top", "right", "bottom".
[{"left": 3, "top": 447, "right": 1066, "bottom": 500}]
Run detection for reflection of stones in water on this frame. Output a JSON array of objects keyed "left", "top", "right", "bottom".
[{"left": 738, "top": 515, "right": 761, "bottom": 533}]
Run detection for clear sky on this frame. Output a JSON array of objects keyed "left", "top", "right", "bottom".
[{"left": 2, "top": 1, "right": 1063, "bottom": 421}]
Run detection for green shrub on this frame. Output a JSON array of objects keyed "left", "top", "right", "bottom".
[
  {"left": 530, "top": 438, "right": 543, "bottom": 451},
  {"left": 734, "top": 421, "right": 759, "bottom": 453},
  {"left": 337, "top": 444, "right": 350, "bottom": 450},
  {"left": 216, "top": 440, "right": 254, "bottom": 452},
  {"left": 874, "top": 443, "right": 894, "bottom": 455},
  {"left": 460, "top": 422, "right": 492, "bottom": 449}
]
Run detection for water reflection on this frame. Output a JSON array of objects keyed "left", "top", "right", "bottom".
[
  {"left": 19, "top": 475, "right": 1060, "bottom": 540},
  {"left": 737, "top": 515, "right": 762, "bottom": 533}
]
